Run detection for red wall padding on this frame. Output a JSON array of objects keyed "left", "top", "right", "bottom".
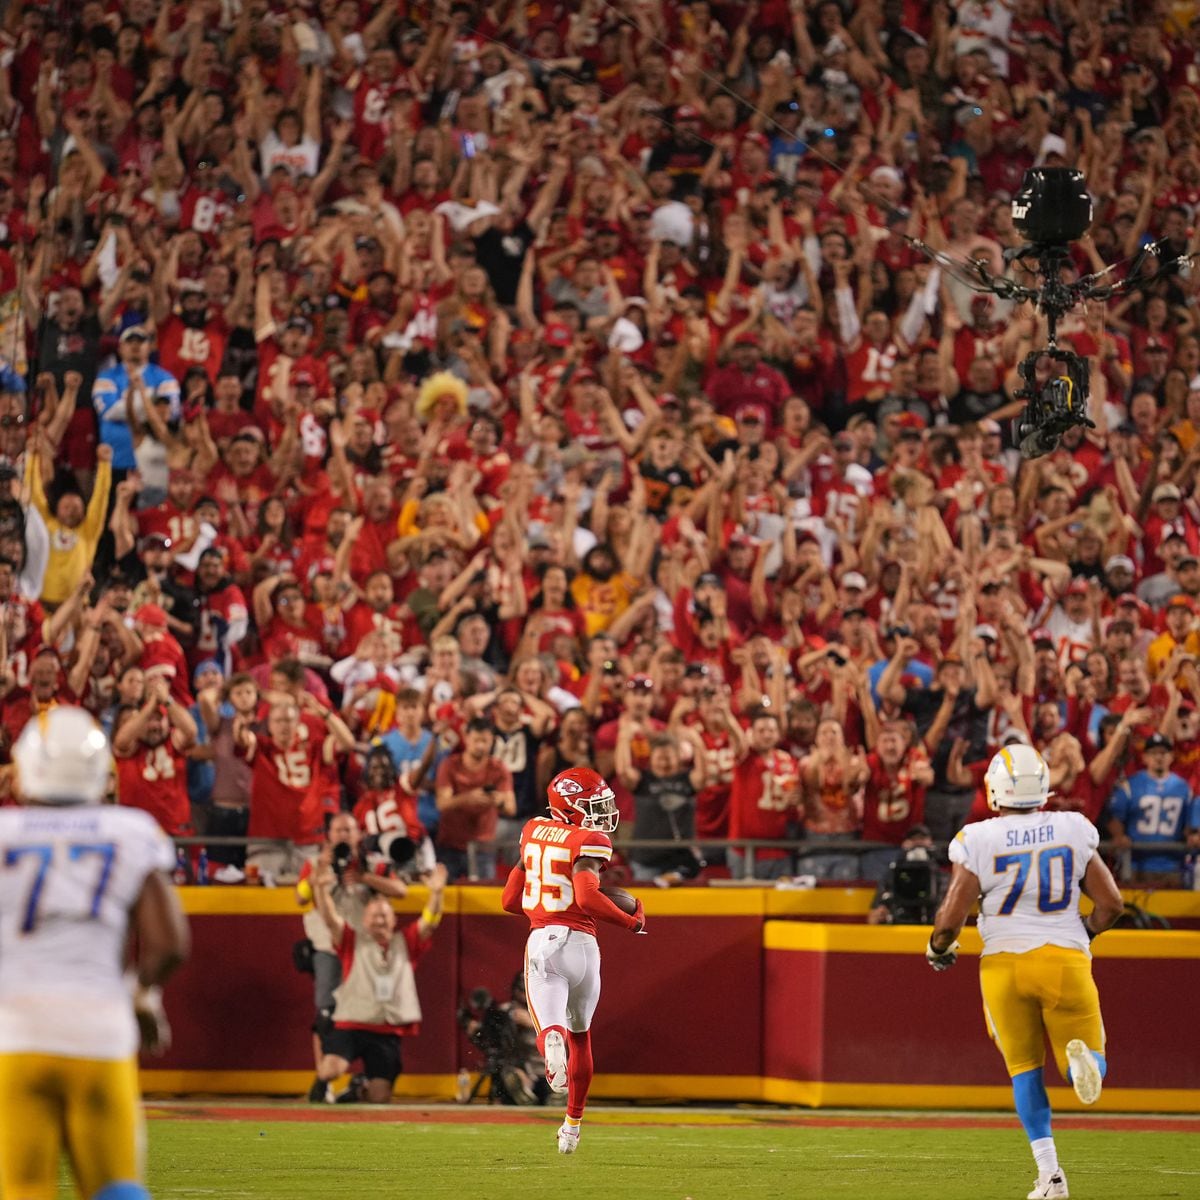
[
  {"left": 763, "top": 948, "right": 1200, "bottom": 1090},
  {"left": 152, "top": 909, "right": 1200, "bottom": 1095}
]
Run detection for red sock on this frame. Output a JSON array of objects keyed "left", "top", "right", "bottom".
[
  {"left": 566, "top": 1030, "right": 593, "bottom": 1120},
  {"left": 536, "top": 1024, "right": 568, "bottom": 1058}
]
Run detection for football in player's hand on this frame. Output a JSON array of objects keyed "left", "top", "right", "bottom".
[{"left": 601, "top": 886, "right": 638, "bottom": 915}]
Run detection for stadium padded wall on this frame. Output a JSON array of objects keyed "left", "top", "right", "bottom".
[{"left": 140, "top": 888, "right": 1200, "bottom": 1110}]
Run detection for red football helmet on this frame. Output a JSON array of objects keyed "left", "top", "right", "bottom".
[{"left": 547, "top": 766, "right": 618, "bottom": 833}]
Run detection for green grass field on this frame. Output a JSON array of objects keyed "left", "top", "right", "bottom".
[{"left": 131, "top": 1106, "right": 1200, "bottom": 1200}]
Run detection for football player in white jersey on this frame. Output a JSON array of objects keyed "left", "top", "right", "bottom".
[
  {"left": 0, "top": 707, "right": 190, "bottom": 1200},
  {"left": 925, "top": 744, "right": 1125, "bottom": 1200}
]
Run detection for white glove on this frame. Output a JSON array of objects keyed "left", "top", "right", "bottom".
[
  {"left": 925, "top": 937, "right": 959, "bottom": 972},
  {"left": 128, "top": 974, "right": 171, "bottom": 1054}
]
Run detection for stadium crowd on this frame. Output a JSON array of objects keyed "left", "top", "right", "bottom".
[{"left": 2, "top": 0, "right": 1200, "bottom": 889}]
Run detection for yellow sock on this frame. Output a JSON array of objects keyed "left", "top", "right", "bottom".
[{"left": 564, "top": 1115, "right": 581, "bottom": 1130}]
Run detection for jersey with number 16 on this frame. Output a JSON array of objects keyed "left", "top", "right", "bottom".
[
  {"left": 949, "top": 809, "right": 1099, "bottom": 958},
  {"left": 518, "top": 818, "right": 614, "bottom": 937}
]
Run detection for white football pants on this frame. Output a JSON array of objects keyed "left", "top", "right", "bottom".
[{"left": 524, "top": 926, "right": 601, "bottom": 1034}]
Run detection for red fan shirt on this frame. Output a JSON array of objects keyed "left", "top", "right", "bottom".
[
  {"left": 245, "top": 727, "right": 327, "bottom": 844},
  {"left": 116, "top": 741, "right": 192, "bottom": 835},
  {"left": 728, "top": 748, "right": 800, "bottom": 856}
]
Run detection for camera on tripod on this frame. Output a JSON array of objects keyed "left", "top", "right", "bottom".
[{"left": 456, "top": 985, "right": 544, "bottom": 1105}]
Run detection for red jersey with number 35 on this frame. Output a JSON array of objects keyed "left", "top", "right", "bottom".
[{"left": 518, "top": 818, "right": 613, "bottom": 937}]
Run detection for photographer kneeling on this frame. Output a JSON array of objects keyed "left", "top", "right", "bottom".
[
  {"left": 310, "top": 860, "right": 448, "bottom": 1103},
  {"left": 298, "top": 813, "right": 408, "bottom": 1081}
]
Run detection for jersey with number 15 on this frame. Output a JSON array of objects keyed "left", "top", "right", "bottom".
[
  {"left": 949, "top": 809, "right": 1099, "bottom": 958},
  {"left": 518, "top": 818, "right": 614, "bottom": 937},
  {"left": 0, "top": 805, "right": 174, "bottom": 1060}
]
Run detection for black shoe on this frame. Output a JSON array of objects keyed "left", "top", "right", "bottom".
[
  {"left": 307, "top": 1077, "right": 329, "bottom": 1103},
  {"left": 334, "top": 1073, "right": 367, "bottom": 1103}
]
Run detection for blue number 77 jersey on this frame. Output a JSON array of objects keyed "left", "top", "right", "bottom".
[
  {"left": 0, "top": 805, "right": 174, "bottom": 1059},
  {"left": 949, "top": 810, "right": 1099, "bottom": 956},
  {"left": 1110, "top": 770, "right": 1197, "bottom": 875}
]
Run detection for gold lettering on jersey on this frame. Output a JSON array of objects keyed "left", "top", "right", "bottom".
[{"left": 532, "top": 824, "right": 570, "bottom": 843}]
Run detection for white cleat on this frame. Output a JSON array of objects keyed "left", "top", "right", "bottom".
[
  {"left": 1028, "top": 1170, "right": 1069, "bottom": 1199},
  {"left": 544, "top": 1030, "right": 568, "bottom": 1094},
  {"left": 557, "top": 1123, "right": 580, "bottom": 1155},
  {"left": 1066, "top": 1039, "right": 1102, "bottom": 1105}
]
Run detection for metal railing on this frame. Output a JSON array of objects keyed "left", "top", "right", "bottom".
[{"left": 168, "top": 835, "right": 1197, "bottom": 886}]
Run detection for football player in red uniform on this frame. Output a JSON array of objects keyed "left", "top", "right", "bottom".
[{"left": 501, "top": 767, "right": 645, "bottom": 1155}]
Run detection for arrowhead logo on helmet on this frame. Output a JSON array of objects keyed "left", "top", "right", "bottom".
[
  {"left": 547, "top": 767, "right": 619, "bottom": 832},
  {"left": 984, "top": 744, "right": 1051, "bottom": 812}
]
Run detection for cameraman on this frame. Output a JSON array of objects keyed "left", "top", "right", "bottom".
[
  {"left": 457, "top": 978, "right": 547, "bottom": 1106},
  {"left": 310, "top": 862, "right": 448, "bottom": 1104},
  {"left": 297, "top": 812, "right": 407, "bottom": 1094},
  {"left": 867, "top": 825, "right": 948, "bottom": 925}
]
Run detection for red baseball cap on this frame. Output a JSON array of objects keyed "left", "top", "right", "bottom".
[
  {"left": 735, "top": 402, "right": 769, "bottom": 424},
  {"left": 135, "top": 604, "right": 169, "bottom": 629}
]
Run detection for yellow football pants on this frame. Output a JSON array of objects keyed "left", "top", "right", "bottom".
[
  {"left": 0, "top": 1052, "right": 143, "bottom": 1200},
  {"left": 979, "top": 945, "right": 1106, "bottom": 1079}
]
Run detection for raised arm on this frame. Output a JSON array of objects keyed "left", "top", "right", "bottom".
[{"left": 312, "top": 856, "right": 346, "bottom": 944}]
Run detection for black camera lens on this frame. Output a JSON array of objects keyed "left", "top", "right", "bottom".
[{"left": 1011, "top": 167, "right": 1093, "bottom": 245}]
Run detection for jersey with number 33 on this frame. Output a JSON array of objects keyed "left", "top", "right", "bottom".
[
  {"left": 0, "top": 805, "right": 174, "bottom": 1059},
  {"left": 518, "top": 817, "right": 613, "bottom": 937},
  {"left": 949, "top": 810, "right": 1098, "bottom": 958}
]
